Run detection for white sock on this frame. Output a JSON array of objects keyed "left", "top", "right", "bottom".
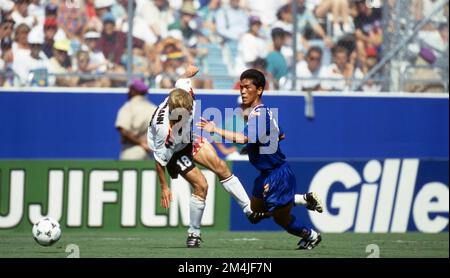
[
  {"left": 221, "top": 175, "right": 252, "bottom": 216},
  {"left": 294, "top": 194, "right": 307, "bottom": 206},
  {"left": 188, "top": 194, "right": 205, "bottom": 236},
  {"left": 308, "top": 229, "right": 318, "bottom": 240}
]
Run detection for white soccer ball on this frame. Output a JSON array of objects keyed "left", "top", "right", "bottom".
[{"left": 32, "top": 217, "right": 62, "bottom": 246}]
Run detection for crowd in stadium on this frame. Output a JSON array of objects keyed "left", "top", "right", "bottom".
[{"left": 0, "top": 0, "right": 448, "bottom": 91}]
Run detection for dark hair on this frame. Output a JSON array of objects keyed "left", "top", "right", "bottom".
[
  {"left": 251, "top": 57, "right": 267, "bottom": 69},
  {"left": 332, "top": 45, "right": 349, "bottom": 57},
  {"left": 276, "top": 4, "right": 290, "bottom": 20},
  {"left": 240, "top": 69, "right": 266, "bottom": 90},
  {"left": 307, "top": 46, "right": 323, "bottom": 58},
  {"left": 271, "top": 27, "right": 287, "bottom": 40}
]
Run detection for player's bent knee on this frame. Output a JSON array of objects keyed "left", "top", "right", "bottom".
[
  {"left": 216, "top": 159, "right": 231, "bottom": 178},
  {"left": 273, "top": 214, "right": 290, "bottom": 228},
  {"left": 192, "top": 184, "right": 208, "bottom": 199},
  {"left": 195, "top": 180, "right": 209, "bottom": 199},
  {"left": 272, "top": 208, "right": 292, "bottom": 228}
]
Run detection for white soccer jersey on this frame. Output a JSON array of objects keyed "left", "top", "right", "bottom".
[{"left": 147, "top": 79, "right": 195, "bottom": 166}]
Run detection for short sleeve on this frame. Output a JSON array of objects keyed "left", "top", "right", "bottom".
[
  {"left": 244, "top": 107, "right": 272, "bottom": 144},
  {"left": 115, "top": 105, "right": 131, "bottom": 130}
]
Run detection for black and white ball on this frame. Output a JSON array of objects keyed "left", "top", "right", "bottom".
[{"left": 32, "top": 217, "right": 62, "bottom": 246}]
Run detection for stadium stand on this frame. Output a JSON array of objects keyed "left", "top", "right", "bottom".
[{"left": 0, "top": 0, "right": 448, "bottom": 92}]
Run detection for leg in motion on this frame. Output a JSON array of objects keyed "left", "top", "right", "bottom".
[
  {"left": 182, "top": 166, "right": 208, "bottom": 248},
  {"left": 194, "top": 140, "right": 253, "bottom": 216}
]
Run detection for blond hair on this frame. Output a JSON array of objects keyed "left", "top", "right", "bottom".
[{"left": 168, "top": 89, "right": 194, "bottom": 113}]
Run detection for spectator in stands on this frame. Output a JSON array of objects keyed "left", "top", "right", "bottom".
[
  {"left": 198, "top": 0, "right": 221, "bottom": 42},
  {"left": 0, "top": 36, "right": 18, "bottom": 86},
  {"left": 44, "top": 2, "right": 58, "bottom": 19},
  {"left": 43, "top": 3, "right": 67, "bottom": 43},
  {"left": 0, "top": 0, "right": 14, "bottom": 25},
  {"left": 73, "top": 50, "right": 110, "bottom": 87},
  {"left": 12, "top": 22, "right": 30, "bottom": 57},
  {"left": 42, "top": 18, "right": 58, "bottom": 58},
  {"left": 136, "top": 0, "right": 174, "bottom": 41},
  {"left": 252, "top": 57, "right": 274, "bottom": 90},
  {"left": 94, "top": 0, "right": 114, "bottom": 19},
  {"left": 245, "top": 0, "right": 287, "bottom": 26},
  {"left": 215, "top": 0, "right": 248, "bottom": 42},
  {"left": 320, "top": 45, "right": 363, "bottom": 91},
  {"left": 233, "top": 57, "right": 273, "bottom": 90},
  {"left": 115, "top": 79, "right": 157, "bottom": 160},
  {"left": 57, "top": 0, "right": 87, "bottom": 39},
  {"left": 0, "top": 16, "right": 14, "bottom": 41},
  {"left": 13, "top": 26, "right": 48, "bottom": 86},
  {"left": 272, "top": 4, "right": 294, "bottom": 33},
  {"left": 110, "top": 0, "right": 127, "bottom": 20},
  {"left": 96, "top": 12, "right": 144, "bottom": 66},
  {"left": 271, "top": 5, "right": 311, "bottom": 68},
  {"left": 156, "top": 50, "right": 185, "bottom": 88},
  {"left": 353, "top": 0, "right": 383, "bottom": 65},
  {"left": 85, "top": 0, "right": 97, "bottom": 19},
  {"left": 116, "top": 0, "right": 160, "bottom": 45},
  {"left": 11, "top": 0, "right": 35, "bottom": 27},
  {"left": 234, "top": 15, "right": 268, "bottom": 75},
  {"left": 48, "top": 39, "right": 76, "bottom": 86},
  {"left": 314, "top": 0, "right": 353, "bottom": 38},
  {"left": 83, "top": 30, "right": 108, "bottom": 73},
  {"left": 266, "top": 27, "right": 289, "bottom": 89},
  {"left": 296, "top": 0, "right": 333, "bottom": 49},
  {"left": 28, "top": 0, "right": 45, "bottom": 25},
  {"left": 168, "top": 1, "right": 199, "bottom": 47},
  {"left": 359, "top": 47, "right": 382, "bottom": 92},
  {"left": 290, "top": 46, "right": 326, "bottom": 91}
]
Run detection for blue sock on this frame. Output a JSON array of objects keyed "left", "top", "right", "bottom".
[{"left": 285, "top": 215, "right": 311, "bottom": 239}]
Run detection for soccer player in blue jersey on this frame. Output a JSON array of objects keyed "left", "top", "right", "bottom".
[{"left": 197, "top": 69, "right": 322, "bottom": 250}]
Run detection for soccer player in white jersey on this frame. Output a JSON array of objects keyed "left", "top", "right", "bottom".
[{"left": 148, "top": 88, "right": 207, "bottom": 248}]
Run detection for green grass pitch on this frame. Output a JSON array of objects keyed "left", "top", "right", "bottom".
[{"left": 0, "top": 230, "right": 448, "bottom": 258}]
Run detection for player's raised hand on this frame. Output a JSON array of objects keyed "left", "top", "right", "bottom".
[
  {"left": 160, "top": 187, "right": 172, "bottom": 209},
  {"left": 183, "top": 65, "right": 200, "bottom": 78},
  {"left": 196, "top": 117, "right": 216, "bottom": 133}
]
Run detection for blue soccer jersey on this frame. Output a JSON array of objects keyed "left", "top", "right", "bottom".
[{"left": 243, "top": 104, "right": 286, "bottom": 172}]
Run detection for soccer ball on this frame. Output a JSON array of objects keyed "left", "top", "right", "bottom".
[{"left": 32, "top": 217, "right": 61, "bottom": 246}]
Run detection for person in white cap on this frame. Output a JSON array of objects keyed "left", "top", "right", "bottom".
[
  {"left": 12, "top": 26, "right": 49, "bottom": 85},
  {"left": 82, "top": 30, "right": 108, "bottom": 73},
  {"left": 0, "top": 0, "right": 15, "bottom": 23},
  {"left": 94, "top": 0, "right": 115, "bottom": 18}
]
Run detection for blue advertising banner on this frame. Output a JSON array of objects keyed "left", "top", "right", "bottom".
[
  {"left": 231, "top": 159, "right": 449, "bottom": 233},
  {"left": 0, "top": 91, "right": 448, "bottom": 159}
]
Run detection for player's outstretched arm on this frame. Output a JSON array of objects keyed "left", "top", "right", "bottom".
[
  {"left": 180, "top": 64, "right": 200, "bottom": 79},
  {"left": 155, "top": 161, "right": 172, "bottom": 209},
  {"left": 197, "top": 118, "right": 248, "bottom": 144}
]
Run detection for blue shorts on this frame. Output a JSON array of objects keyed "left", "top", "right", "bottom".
[{"left": 252, "top": 163, "right": 296, "bottom": 212}]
